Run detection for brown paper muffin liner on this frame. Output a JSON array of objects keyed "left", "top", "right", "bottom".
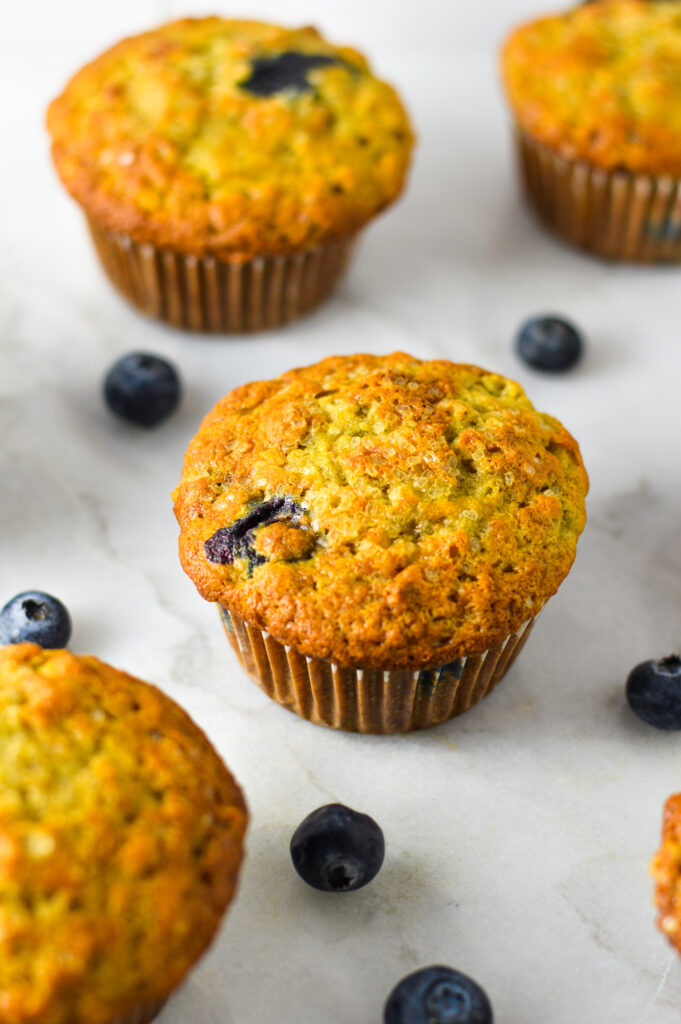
[
  {"left": 86, "top": 216, "right": 357, "bottom": 332},
  {"left": 219, "top": 606, "right": 539, "bottom": 733},
  {"left": 515, "top": 128, "right": 681, "bottom": 262},
  {"left": 109, "top": 997, "right": 168, "bottom": 1024}
]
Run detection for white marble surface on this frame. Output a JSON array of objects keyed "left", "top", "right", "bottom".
[{"left": 3, "top": 1, "right": 681, "bottom": 1021}]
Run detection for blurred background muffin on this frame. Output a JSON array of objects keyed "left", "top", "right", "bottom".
[
  {"left": 0, "top": 643, "right": 248, "bottom": 1024},
  {"left": 502, "top": 0, "right": 681, "bottom": 261},
  {"left": 173, "top": 352, "right": 588, "bottom": 733},
  {"left": 47, "top": 18, "right": 414, "bottom": 333},
  {"left": 652, "top": 792, "right": 681, "bottom": 955}
]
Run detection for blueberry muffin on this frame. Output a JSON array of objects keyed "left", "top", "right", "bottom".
[
  {"left": 173, "top": 352, "right": 588, "bottom": 733},
  {"left": 652, "top": 793, "right": 681, "bottom": 954},
  {"left": 502, "top": 0, "right": 681, "bottom": 261},
  {"left": 0, "top": 643, "right": 248, "bottom": 1024},
  {"left": 46, "top": 18, "right": 414, "bottom": 332}
]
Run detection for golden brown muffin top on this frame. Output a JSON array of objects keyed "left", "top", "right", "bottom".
[
  {"left": 173, "top": 353, "right": 588, "bottom": 669},
  {"left": 0, "top": 643, "right": 247, "bottom": 1024},
  {"left": 502, "top": 0, "right": 681, "bottom": 175},
  {"left": 652, "top": 793, "right": 681, "bottom": 954},
  {"left": 46, "top": 18, "right": 414, "bottom": 259}
]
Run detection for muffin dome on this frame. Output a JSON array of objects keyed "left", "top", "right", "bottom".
[
  {"left": 173, "top": 353, "right": 588, "bottom": 670},
  {"left": 46, "top": 18, "right": 414, "bottom": 259},
  {"left": 502, "top": 0, "right": 681, "bottom": 176},
  {"left": 0, "top": 643, "right": 247, "bottom": 1024}
]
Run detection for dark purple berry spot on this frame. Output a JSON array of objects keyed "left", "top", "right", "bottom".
[
  {"left": 646, "top": 218, "right": 681, "bottom": 244},
  {"left": 240, "top": 51, "right": 341, "bottom": 96},
  {"left": 417, "top": 659, "right": 464, "bottom": 698},
  {"left": 205, "top": 496, "right": 310, "bottom": 573}
]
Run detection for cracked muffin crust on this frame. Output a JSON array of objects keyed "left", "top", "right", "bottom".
[
  {"left": 173, "top": 353, "right": 588, "bottom": 670},
  {"left": 502, "top": 0, "right": 681, "bottom": 176},
  {"left": 46, "top": 18, "right": 413, "bottom": 259},
  {"left": 652, "top": 793, "right": 681, "bottom": 955},
  {"left": 0, "top": 643, "right": 247, "bottom": 1024}
]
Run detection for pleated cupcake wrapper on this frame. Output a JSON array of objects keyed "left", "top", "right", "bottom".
[
  {"left": 515, "top": 128, "right": 681, "bottom": 262},
  {"left": 86, "top": 216, "right": 357, "bottom": 333},
  {"left": 108, "top": 996, "right": 168, "bottom": 1024},
  {"left": 219, "top": 606, "right": 538, "bottom": 733}
]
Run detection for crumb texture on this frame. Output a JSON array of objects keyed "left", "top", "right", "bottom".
[
  {"left": 502, "top": 0, "right": 681, "bottom": 175},
  {"left": 173, "top": 353, "right": 588, "bottom": 669},
  {"left": 0, "top": 643, "right": 247, "bottom": 1024},
  {"left": 47, "top": 18, "right": 414, "bottom": 257}
]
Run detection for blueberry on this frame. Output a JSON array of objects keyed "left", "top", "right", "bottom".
[
  {"left": 290, "top": 803, "right": 385, "bottom": 892},
  {"left": 626, "top": 655, "right": 681, "bottom": 730},
  {"left": 104, "top": 352, "right": 181, "bottom": 427},
  {"left": 241, "top": 51, "right": 341, "bottom": 96},
  {"left": 384, "top": 966, "right": 493, "bottom": 1024},
  {"left": 646, "top": 218, "right": 681, "bottom": 244},
  {"left": 417, "top": 659, "right": 464, "bottom": 698},
  {"left": 515, "top": 315, "right": 584, "bottom": 372},
  {"left": 0, "top": 591, "right": 72, "bottom": 648},
  {"left": 205, "top": 496, "right": 308, "bottom": 573}
]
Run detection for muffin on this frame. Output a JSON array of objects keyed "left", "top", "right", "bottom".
[
  {"left": 0, "top": 642, "right": 248, "bottom": 1024},
  {"left": 46, "top": 18, "right": 414, "bottom": 332},
  {"left": 652, "top": 793, "right": 681, "bottom": 954},
  {"left": 502, "top": 0, "right": 681, "bottom": 261},
  {"left": 173, "top": 352, "right": 588, "bottom": 733}
]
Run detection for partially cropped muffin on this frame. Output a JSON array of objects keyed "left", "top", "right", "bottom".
[
  {"left": 0, "top": 643, "right": 248, "bottom": 1024},
  {"left": 502, "top": 0, "right": 681, "bottom": 261},
  {"left": 47, "top": 18, "right": 414, "bottom": 332},
  {"left": 652, "top": 793, "right": 681, "bottom": 954},
  {"left": 173, "top": 352, "right": 588, "bottom": 733}
]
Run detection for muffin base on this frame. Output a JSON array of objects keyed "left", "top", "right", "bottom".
[
  {"left": 86, "top": 217, "right": 357, "bottom": 332},
  {"left": 219, "top": 606, "right": 538, "bottom": 733},
  {"left": 109, "top": 997, "right": 168, "bottom": 1024},
  {"left": 515, "top": 128, "right": 681, "bottom": 262}
]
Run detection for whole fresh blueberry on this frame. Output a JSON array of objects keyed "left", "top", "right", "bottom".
[
  {"left": 104, "top": 352, "right": 181, "bottom": 427},
  {"left": 290, "top": 803, "right": 385, "bottom": 892},
  {"left": 515, "top": 315, "right": 584, "bottom": 372},
  {"left": 384, "top": 966, "right": 493, "bottom": 1024},
  {"left": 626, "top": 655, "right": 681, "bottom": 730},
  {"left": 0, "top": 591, "right": 72, "bottom": 648}
]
